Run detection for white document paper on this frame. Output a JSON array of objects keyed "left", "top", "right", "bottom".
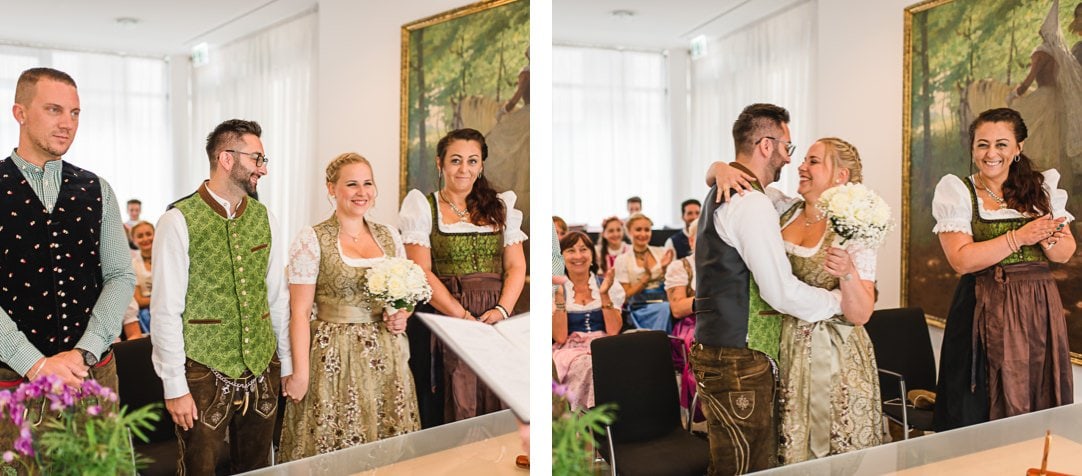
[{"left": 416, "top": 312, "right": 530, "bottom": 423}]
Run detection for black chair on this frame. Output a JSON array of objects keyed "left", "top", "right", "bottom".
[
  {"left": 113, "top": 338, "right": 231, "bottom": 475},
  {"left": 591, "top": 331, "right": 709, "bottom": 476},
  {"left": 113, "top": 337, "right": 178, "bottom": 476},
  {"left": 863, "top": 307, "right": 937, "bottom": 439}
]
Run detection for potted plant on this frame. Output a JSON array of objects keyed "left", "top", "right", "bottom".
[{"left": 0, "top": 375, "right": 159, "bottom": 475}]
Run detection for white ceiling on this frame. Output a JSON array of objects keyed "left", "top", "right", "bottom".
[
  {"left": 554, "top": 0, "right": 804, "bottom": 51},
  {"left": 0, "top": 0, "right": 316, "bottom": 57}
]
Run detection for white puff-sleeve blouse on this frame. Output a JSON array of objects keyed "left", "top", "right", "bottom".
[
  {"left": 932, "top": 170, "right": 1074, "bottom": 236},
  {"left": 398, "top": 189, "right": 528, "bottom": 247}
]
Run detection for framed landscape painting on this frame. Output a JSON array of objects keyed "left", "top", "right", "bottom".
[
  {"left": 901, "top": 0, "right": 1082, "bottom": 363},
  {"left": 399, "top": 0, "right": 531, "bottom": 230}
]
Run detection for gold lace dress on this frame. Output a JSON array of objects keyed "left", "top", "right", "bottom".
[
  {"left": 278, "top": 216, "right": 420, "bottom": 461},
  {"left": 776, "top": 203, "right": 882, "bottom": 465}
]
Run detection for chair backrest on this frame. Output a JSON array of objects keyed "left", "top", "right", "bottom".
[
  {"left": 113, "top": 338, "right": 174, "bottom": 444},
  {"left": 863, "top": 307, "right": 937, "bottom": 400},
  {"left": 591, "top": 330, "right": 681, "bottom": 443}
]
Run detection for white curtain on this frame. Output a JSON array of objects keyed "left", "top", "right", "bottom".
[
  {"left": 0, "top": 45, "right": 172, "bottom": 223},
  {"left": 189, "top": 12, "right": 317, "bottom": 254},
  {"left": 688, "top": 0, "right": 816, "bottom": 198},
  {"left": 552, "top": 46, "right": 671, "bottom": 228}
]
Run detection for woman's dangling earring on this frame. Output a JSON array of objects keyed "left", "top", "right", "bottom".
[{"left": 1013, "top": 155, "right": 1021, "bottom": 163}]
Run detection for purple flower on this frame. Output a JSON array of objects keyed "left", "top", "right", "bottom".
[
  {"left": 14, "top": 427, "right": 33, "bottom": 456},
  {"left": 2, "top": 451, "right": 14, "bottom": 463},
  {"left": 552, "top": 380, "right": 568, "bottom": 397},
  {"left": 86, "top": 405, "right": 101, "bottom": 416}
]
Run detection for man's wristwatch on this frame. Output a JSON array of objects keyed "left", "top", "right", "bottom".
[{"left": 77, "top": 348, "right": 98, "bottom": 367}]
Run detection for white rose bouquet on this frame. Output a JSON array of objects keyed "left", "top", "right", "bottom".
[
  {"left": 816, "top": 183, "right": 894, "bottom": 249},
  {"left": 365, "top": 256, "right": 432, "bottom": 314}
]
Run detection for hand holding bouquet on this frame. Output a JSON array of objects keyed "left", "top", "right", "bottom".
[
  {"left": 365, "top": 256, "right": 433, "bottom": 316},
  {"left": 816, "top": 183, "right": 894, "bottom": 249}
]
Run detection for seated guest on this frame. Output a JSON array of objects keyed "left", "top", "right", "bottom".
[
  {"left": 664, "top": 199, "right": 701, "bottom": 259},
  {"left": 614, "top": 213, "right": 673, "bottom": 332},
  {"left": 596, "top": 216, "right": 629, "bottom": 274},
  {"left": 129, "top": 221, "right": 155, "bottom": 333},
  {"left": 626, "top": 196, "right": 642, "bottom": 218},
  {"left": 122, "top": 299, "right": 144, "bottom": 340},
  {"left": 665, "top": 220, "right": 698, "bottom": 418},
  {"left": 553, "top": 215, "right": 569, "bottom": 239},
  {"left": 553, "top": 231, "right": 623, "bottom": 409}
]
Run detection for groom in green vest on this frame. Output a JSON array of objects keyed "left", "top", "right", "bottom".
[
  {"left": 690, "top": 103, "right": 842, "bottom": 474},
  {"left": 150, "top": 119, "right": 292, "bottom": 474}
]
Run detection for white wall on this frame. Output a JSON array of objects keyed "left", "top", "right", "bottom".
[
  {"left": 316, "top": 0, "right": 467, "bottom": 227},
  {"left": 815, "top": 0, "right": 909, "bottom": 309},
  {"left": 666, "top": 48, "right": 691, "bottom": 229}
]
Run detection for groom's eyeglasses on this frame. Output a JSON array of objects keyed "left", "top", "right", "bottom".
[{"left": 755, "top": 137, "right": 796, "bottom": 157}]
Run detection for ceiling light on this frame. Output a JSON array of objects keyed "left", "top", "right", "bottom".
[{"left": 611, "top": 9, "right": 636, "bottom": 20}]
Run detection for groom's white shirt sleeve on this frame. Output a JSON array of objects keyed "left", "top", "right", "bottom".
[{"left": 713, "top": 191, "right": 841, "bottom": 322}]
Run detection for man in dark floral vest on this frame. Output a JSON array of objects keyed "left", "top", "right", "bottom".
[{"left": 0, "top": 67, "right": 135, "bottom": 471}]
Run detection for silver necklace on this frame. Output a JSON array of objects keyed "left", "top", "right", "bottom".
[
  {"left": 441, "top": 194, "right": 469, "bottom": 219},
  {"left": 974, "top": 175, "right": 1006, "bottom": 208},
  {"left": 802, "top": 211, "right": 826, "bottom": 227},
  {"left": 342, "top": 229, "right": 362, "bottom": 243}
]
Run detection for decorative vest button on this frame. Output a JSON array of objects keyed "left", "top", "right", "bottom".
[
  {"left": 241, "top": 290, "right": 247, "bottom": 296},
  {"left": 239, "top": 267, "right": 244, "bottom": 272},
  {"left": 236, "top": 255, "right": 242, "bottom": 260},
  {"left": 241, "top": 278, "right": 246, "bottom": 283},
  {"left": 244, "top": 338, "right": 249, "bottom": 343},
  {"left": 244, "top": 327, "right": 249, "bottom": 332}
]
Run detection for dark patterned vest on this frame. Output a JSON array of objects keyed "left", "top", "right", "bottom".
[
  {"left": 0, "top": 157, "right": 103, "bottom": 357},
  {"left": 964, "top": 177, "right": 1046, "bottom": 265},
  {"left": 670, "top": 231, "right": 692, "bottom": 259},
  {"left": 693, "top": 164, "right": 779, "bottom": 358}
]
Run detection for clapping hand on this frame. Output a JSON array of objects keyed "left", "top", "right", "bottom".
[
  {"left": 599, "top": 267, "right": 615, "bottom": 294},
  {"left": 660, "top": 249, "right": 675, "bottom": 269}
]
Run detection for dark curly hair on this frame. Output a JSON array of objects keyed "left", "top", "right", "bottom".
[
  {"left": 437, "top": 128, "right": 506, "bottom": 229},
  {"left": 968, "top": 108, "right": 1050, "bottom": 216}
]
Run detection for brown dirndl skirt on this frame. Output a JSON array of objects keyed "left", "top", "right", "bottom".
[
  {"left": 973, "top": 261, "right": 1073, "bottom": 420},
  {"left": 438, "top": 272, "right": 506, "bottom": 422}
]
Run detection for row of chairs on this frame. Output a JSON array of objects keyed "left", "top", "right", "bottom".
[{"left": 589, "top": 307, "right": 936, "bottom": 475}]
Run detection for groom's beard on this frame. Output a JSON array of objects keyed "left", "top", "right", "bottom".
[{"left": 768, "top": 149, "right": 786, "bottom": 184}]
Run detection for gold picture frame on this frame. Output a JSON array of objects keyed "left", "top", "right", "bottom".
[{"left": 902, "top": 0, "right": 1082, "bottom": 364}]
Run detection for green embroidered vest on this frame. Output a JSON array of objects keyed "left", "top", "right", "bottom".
[
  {"left": 964, "top": 177, "right": 1046, "bottom": 265},
  {"left": 175, "top": 186, "right": 275, "bottom": 377},
  {"left": 312, "top": 215, "right": 397, "bottom": 322},
  {"left": 737, "top": 166, "right": 780, "bottom": 360},
  {"left": 427, "top": 193, "right": 503, "bottom": 276}
]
